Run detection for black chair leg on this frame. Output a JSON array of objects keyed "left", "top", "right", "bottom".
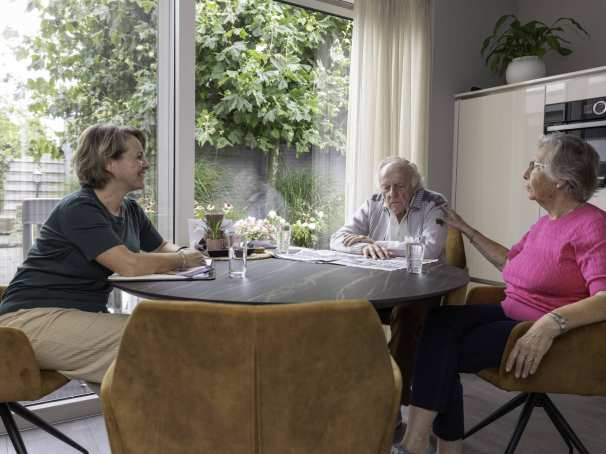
[
  {"left": 464, "top": 392, "right": 529, "bottom": 438},
  {"left": 542, "top": 395, "right": 590, "bottom": 454},
  {"left": 504, "top": 393, "right": 539, "bottom": 454},
  {"left": 7, "top": 402, "right": 88, "bottom": 454},
  {"left": 0, "top": 403, "right": 28, "bottom": 454},
  {"left": 537, "top": 395, "right": 573, "bottom": 454}
]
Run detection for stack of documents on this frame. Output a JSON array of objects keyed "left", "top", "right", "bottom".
[{"left": 108, "top": 265, "right": 215, "bottom": 281}]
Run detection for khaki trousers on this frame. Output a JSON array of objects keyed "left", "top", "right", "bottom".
[{"left": 0, "top": 308, "right": 128, "bottom": 384}]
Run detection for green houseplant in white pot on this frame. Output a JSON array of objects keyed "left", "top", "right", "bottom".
[{"left": 481, "top": 14, "right": 589, "bottom": 84}]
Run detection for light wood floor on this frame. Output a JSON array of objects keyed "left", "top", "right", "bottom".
[{"left": 1, "top": 374, "right": 605, "bottom": 453}]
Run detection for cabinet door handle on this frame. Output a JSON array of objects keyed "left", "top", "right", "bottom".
[{"left": 546, "top": 120, "right": 606, "bottom": 131}]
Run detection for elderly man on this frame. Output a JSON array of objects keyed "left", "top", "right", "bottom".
[{"left": 330, "top": 157, "right": 448, "bottom": 412}]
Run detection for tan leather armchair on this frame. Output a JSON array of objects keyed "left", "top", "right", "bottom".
[
  {"left": 101, "top": 299, "right": 402, "bottom": 454},
  {"left": 464, "top": 285, "right": 606, "bottom": 454},
  {"left": 0, "top": 285, "right": 88, "bottom": 453},
  {"left": 444, "top": 227, "right": 467, "bottom": 305}
]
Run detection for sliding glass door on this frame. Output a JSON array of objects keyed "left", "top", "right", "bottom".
[
  {"left": 0, "top": 0, "right": 159, "bottom": 401},
  {"left": 191, "top": 0, "right": 352, "bottom": 248}
]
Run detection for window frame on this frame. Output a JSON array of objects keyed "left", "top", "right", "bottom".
[{"left": 4, "top": 0, "right": 354, "bottom": 429}]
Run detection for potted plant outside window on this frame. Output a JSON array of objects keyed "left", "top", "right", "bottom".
[{"left": 481, "top": 14, "right": 589, "bottom": 84}]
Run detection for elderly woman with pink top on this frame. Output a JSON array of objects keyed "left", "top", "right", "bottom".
[{"left": 394, "top": 133, "right": 606, "bottom": 454}]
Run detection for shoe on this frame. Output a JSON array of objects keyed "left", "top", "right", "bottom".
[
  {"left": 393, "top": 420, "right": 406, "bottom": 445},
  {"left": 390, "top": 444, "right": 413, "bottom": 454},
  {"left": 390, "top": 444, "right": 435, "bottom": 454}
]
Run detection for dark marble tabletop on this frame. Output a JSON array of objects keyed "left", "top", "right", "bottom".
[{"left": 112, "top": 258, "right": 469, "bottom": 309}]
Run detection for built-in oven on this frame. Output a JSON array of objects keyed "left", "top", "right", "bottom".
[{"left": 544, "top": 96, "right": 606, "bottom": 187}]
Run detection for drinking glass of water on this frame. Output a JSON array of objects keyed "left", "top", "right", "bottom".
[
  {"left": 226, "top": 233, "right": 248, "bottom": 278},
  {"left": 406, "top": 239, "right": 425, "bottom": 274},
  {"left": 277, "top": 223, "right": 291, "bottom": 254}
]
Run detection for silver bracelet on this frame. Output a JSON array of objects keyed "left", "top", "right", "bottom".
[{"left": 547, "top": 311, "right": 567, "bottom": 334}]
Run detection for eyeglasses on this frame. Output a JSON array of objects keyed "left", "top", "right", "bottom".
[{"left": 527, "top": 161, "right": 546, "bottom": 172}]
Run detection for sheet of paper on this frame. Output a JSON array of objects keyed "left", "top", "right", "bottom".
[
  {"left": 275, "top": 249, "right": 438, "bottom": 271},
  {"left": 108, "top": 265, "right": 214, "bottom": 281}
]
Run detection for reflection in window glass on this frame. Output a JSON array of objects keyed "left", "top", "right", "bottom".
[
  {"left": 0, "top": 0, "right": 158, "bottom": 400},
  {"left": 194, "top": 0, "right": 351, "bottom": 248}
]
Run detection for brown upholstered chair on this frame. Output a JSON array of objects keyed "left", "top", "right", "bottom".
[
  {"left": 443, "top": 227, "right": 468, "bottom": 305},
  {"left": 0, "top": 285, "right": 88, "bottom": 454},
  {"left": 101, "top": 299, "right": 402, "bottom": 454},
  {"left": 464, "top": 285, "right": 606, "bottom": 454}
]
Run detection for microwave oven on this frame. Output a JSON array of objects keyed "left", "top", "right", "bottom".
[{"left": 544, "top": 96, "right": 606, "bottom": 187}]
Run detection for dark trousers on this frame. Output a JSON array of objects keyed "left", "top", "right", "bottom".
[
  {"left": 378, "top": 298, "right": 441, "bottom": 406},
  {"left": 410, "top": 304, "right": 518, "bottom": 440}
]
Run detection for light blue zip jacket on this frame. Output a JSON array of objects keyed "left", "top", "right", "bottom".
[{"left": 329, "top": 189, "right": 448, "bottom": 259}]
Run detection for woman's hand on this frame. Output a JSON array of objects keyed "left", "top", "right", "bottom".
[
  {"left": 343, "top": 233, "right": 374, "bottom": 247},
  {"left": 440, "top": 206, "right": 471, "bottom": 234},
  {"left": 180, "top": 248, "right": 205, "bottom": 269},
  {"left": 505, "top": 316, "right": 560, "bottom": 379}
]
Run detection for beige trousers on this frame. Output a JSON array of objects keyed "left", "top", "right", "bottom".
[{"left": 0, "top": 308, "right": 128, "bottom": 384}]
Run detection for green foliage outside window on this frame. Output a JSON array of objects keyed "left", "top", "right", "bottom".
[
  {"left": 14, "top": 0, "right": 351, "bottom": 229},
  {"left": 195, "top": 0, "right": 351, "bottom": 159}
]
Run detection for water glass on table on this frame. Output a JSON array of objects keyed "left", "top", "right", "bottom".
[
  {"left": 226, "top": 233, "right": 248, "bottom": 278},
  {"left": 276, "top": 223, "right": 291, "bottom": 254},
  {"left": 406, "top": 241, "right": 425, "bottom": 274}
]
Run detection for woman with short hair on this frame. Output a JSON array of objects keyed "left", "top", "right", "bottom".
[
  {"left": 395, "top": 133, "right": 606, "bottom": 454},
  {"left": 0, "top": 124, "right": 203, "bottom": 390}
]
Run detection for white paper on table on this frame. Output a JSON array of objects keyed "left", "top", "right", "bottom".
[
  {"left": 275, "top": 249, "right": 438, "bottom": 271},
  {"left": 108, "top": 265, "right": 214, "bottom": 281}
]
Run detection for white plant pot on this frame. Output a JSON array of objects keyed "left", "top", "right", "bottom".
[{"left": 505, "top": 56, "right": 546, "bottom": 84}]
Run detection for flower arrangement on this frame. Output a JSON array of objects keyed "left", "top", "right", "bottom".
[
  {"left": 233, "top": 211, "right": 287, "bottom": 241},
  {"left": 291, "top": 210, "right": 324, "bottom": 248},
  {"left": 233, "top": 216, "right": 273, "bottom": 241}
]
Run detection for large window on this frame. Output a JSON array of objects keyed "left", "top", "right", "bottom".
[
  {"left": 0, "top": 0, "right": 159, "bottom": 401},
  {"left": 193, "top": 0, "right": 352, "bottom": 247}
]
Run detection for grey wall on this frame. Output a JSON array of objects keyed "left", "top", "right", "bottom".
[
  {"left": 427, "top": 0, "right": 514, "bottom": 199},
  {"left": 427, "top": 0, "right": 606, "bottom": 201},
  {"left": 517, "top": 0, "right": 606, "bottom": 76}
]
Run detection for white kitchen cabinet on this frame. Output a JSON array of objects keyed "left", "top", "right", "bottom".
[
  {"left": 453, "top": 85, "right": 544, "bottom": 283},
  {"left": 546, "top": 72, "right": 606, "bottom": 104}
]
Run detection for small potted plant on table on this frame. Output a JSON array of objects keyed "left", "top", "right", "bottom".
[{"left": 194, "top": 202, "right": 233, "bottom": 251}]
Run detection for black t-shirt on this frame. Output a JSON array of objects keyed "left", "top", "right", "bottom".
[{"left": 0, "top": 187, "right": 163, "bottom": 315}]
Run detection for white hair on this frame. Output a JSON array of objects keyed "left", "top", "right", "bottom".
[
  {"left": 377, "top": 157, "right": 424, "bottom": 191},
  {"left": 539, "top": 133, "right": 599, "bottom": 203}
]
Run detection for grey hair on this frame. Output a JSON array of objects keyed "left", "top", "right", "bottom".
[
  {"left": 539, "top": 133, "right": 600, "bottom": 203},
  {"left": 377, "top": 156, "right": 424, "bottom": 191}
]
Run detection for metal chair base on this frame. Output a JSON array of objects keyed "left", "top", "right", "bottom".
[
  {"left": 0, "top": 402, "right": 88, "bottom": 453},
  {"left": 464, "top": 392, "right": 589, "bottom": 454}
]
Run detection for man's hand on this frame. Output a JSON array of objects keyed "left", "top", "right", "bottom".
[
  {"left": 343, "top": 233, "right": 374, "bottom": 247},
  {"left": 505, "top": 316, "right": 559, "bottom": 379},
  {"left": 362, "top": 244, "right": 392, "bottom": 260}
]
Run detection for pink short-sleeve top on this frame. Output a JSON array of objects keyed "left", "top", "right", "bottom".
[{"left": 501, "top": 203, "right": 606, "bottom": 321}]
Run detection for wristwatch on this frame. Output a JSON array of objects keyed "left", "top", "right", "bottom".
[{"left": 547, "top": 311, "right": 567, "bottom": 334}]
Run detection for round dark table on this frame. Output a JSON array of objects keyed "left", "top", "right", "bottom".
[{"left": 112, "top": 258, "right": 469, "bottom": 310}]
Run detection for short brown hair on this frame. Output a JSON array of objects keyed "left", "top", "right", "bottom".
[{"left": 73, "top": 124, "right": 146, "bottom": 189}]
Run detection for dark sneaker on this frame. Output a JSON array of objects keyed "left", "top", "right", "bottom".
[{"left": 393, "top": 419, "right": 406, "bottom": 445}]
